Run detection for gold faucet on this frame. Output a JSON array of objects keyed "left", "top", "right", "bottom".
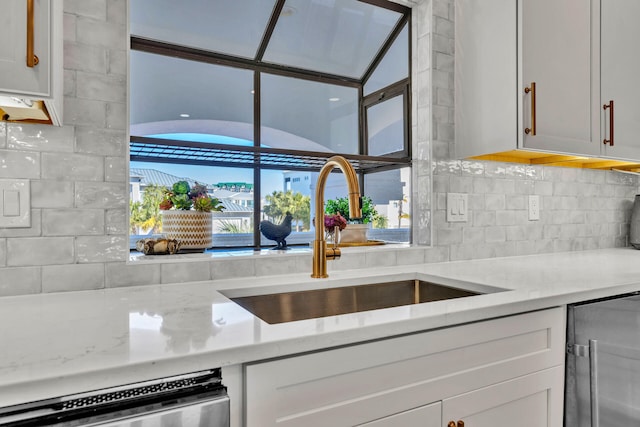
[{"left": 312, "top": 156, "right": 362, "bottom": 278}]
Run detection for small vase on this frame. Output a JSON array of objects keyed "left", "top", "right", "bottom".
[
  {"left": 325, "top": 226, "right": 341, "bottom": 246},
  {"left": 630, "top": 195, "right": 640, "bottom": 249}
]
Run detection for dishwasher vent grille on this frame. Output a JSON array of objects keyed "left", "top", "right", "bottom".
[
  {"left": 61, "top": 376, "right": 199, "bottom": 409},
  {"left": 57, "top": 369, "right": 222, "bottom": 411}
]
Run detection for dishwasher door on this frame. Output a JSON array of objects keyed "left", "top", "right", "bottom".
[
  {"left": 87, "top": 391, "right": 229, "bottom": 427},
  {"left": 0, "top": 369, "right": 229, "bottom": 427}
]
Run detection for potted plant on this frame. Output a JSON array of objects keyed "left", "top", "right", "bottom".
[
  {"left": 159, "top": 181, "right": 224, "bottom": 251},
  {"left": 325, "top": 196, "right": 378, "bottom": 243}
]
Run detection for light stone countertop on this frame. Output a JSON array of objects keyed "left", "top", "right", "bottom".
[{"left": 2, "top": 247, "right": 640, "bottom": 407}]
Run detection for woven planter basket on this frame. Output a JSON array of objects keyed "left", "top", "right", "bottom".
[{"left": 161, "top": 210, "right": 212, "bottom": 251}]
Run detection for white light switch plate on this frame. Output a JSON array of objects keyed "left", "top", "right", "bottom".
[
  {"left": 447, "top": 193, "right": 468, "bottom": 222},
  {"left": 0, "top": 179, "right": 30, "bottom": 228}
]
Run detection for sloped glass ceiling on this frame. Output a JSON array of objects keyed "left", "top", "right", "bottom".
[
  {"left": 129, "top": 0, "right": 410, "bottom": 171},
  {"left": 130, "top": 0, "right": 405, "bottom": 80},
  {"left": 263, "top": 0, "right": 402, "bottom": 78},
  {"left": 130, "top": 0, "right": 275, "bottom": 59}
]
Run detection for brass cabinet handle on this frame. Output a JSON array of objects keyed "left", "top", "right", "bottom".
[
  {"left": 447, "top": 421, "right": 464, "bottom": 427},
  {"left": 26, "top": 0, "right": 40, "bottom": 67},
  {"left": 524, "top": 82, "right": 536, "bottom": 135},
  {"left": 603, "top": 100, "right": 614, "bottom": 146},
  {"left": 448, "top": 422, "right": 456, "bottom": 427}
]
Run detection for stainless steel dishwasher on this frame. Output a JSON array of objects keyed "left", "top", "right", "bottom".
[{"left": 0, "top": 369, "right": 229, "bottom": 426}]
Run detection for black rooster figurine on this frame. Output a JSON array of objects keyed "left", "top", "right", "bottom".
[{"left": 260, "top": 212, "right": 293, "bottom": 249}]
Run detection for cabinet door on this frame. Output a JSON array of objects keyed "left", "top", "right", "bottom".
[
  {"left": 0, "top": 0, "right": 51, "bottom": 96},
  {"left": 443, "top": 366, "right": 564, "bottom": 427},
  {"left": 521, "top": 0, "right": 600, "bottom": 156},
  {"left": 358, "top": 401, "right": 441, "bottom": 427},
  {"left": 600, "top": 0, "right": 640, "bottom": 161},
  {"left": 454, "top": 0, "right": 518, "bottom": 159}
]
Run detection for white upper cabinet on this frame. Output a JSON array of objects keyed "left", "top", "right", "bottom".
[
  {"left": 600, "top": 0, "right": 640, "bottom": 161},
  {"left": 520, "top": 0, "right": 599, "bottom": 156},
  {"left": 0, "top": 0, "right": 63, "bottom": 125},
  {"left": 455, "top": 0, "right": 518, "bottom": 159},
  {"left": 455, "top": 0, "right": 602, "bottom": 160}
]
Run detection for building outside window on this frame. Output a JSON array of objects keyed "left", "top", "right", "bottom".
[{"left": 129, "top": 0, "right": 412, "bottom": 250}]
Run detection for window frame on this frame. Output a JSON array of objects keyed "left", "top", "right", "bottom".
[{"left": 129, "top": 1, "right": 412, "bottom": 249}]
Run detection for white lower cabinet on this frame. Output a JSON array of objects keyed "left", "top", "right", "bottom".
[
  {"left": 244, "top": 307, "right": 565, "bottom": 427},
  {"left": 359, "top": 401, "right": 441, "bottom": 427},
  {"left": 443, "top": 366, "right": 564, "bottom": 427}
]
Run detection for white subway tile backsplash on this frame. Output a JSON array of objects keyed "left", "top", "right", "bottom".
[
  {"left": 42, "top": 263, "right": 105, "bottom": 293},
  {"left": 107, "top": 0, "right": 127, "bottom": 24},
  {"left": 254, "top": 254, "right": 301, "bottom": 277},
  {"left": 106, "top": 102, "right": 127, "bottom": 130},
  {"left": 75, "top": 127, "right": 125, "bottom": 157},
  {"left": 160, "top": 261, "right": 211, "bottom": 284},
  {"left": 106, "top": 209, "right": 126, "bottom": 234},
  {"left": 473, "top": 211, "right": 495, "bottom": 227},
  {"left": 211, "top": 258, "right": 256, "bottom": 280},
  {"left": 65, "top": 0, "right": 107, "bottom": 20},
  {"left": 77, "top": 17, "right": 126, "bottom": 49},
  {"left": 485, "top": 194, "right": 506, "bottom": 210},
  {"left": 0, "top": 209, "right": 42, "bottom": 238},
  {"left": 64, "top": 70, "right": 77, "bottom": 97},
  {"left": 0, "top": 150, "right": 40, "bottom": 178},
  {"left": 463, "top": 227, "right": 485, "bottom": 244},
  {"left": 77, "top": 72, "right": 126, "bottom": 103},
  {"left": 0, "top": 123, "right": 6, "bottom": 148},
  {"left": 63, "top": 97, "right": 107, "bottom": 127},
  {"left": 31, "top": 181, "right": 75, "bottom": 208},
  {"left": 7, "top": 238, "right": 74, "bottom": 266},
  {"left": 63, "top": 13, "right": 77, "bottom": 42},
  {"left": 485, "top": 226, "right": 506, "bottom": 243},
  {"left": 0, "top": 267, "right": 41, "bottom": 296},
  {"left": 105, "top": 157, "right": 126, "bottom": 182},
  {"left": 0, "top": 238, "right": 5, "bottom": 266},
  {"left": 43, "top": 209, "right": 105, "bottom": 236},
  {"left": 423, "top": 246, "right": 448, "bottom": 263},
  {"left": 76, "top": 235, "right": 127, "bottom": 263},
  {"left": 63, "top": 42, "right": 107, "bottom": 74},
  {"left": 106, "top": 262, "right": 161, "bottom": 288},
  {"left": 7, "top": 124, "right": 74, "bottom": 153},
  {"left": 436, "top": 227, "right": 462, "bottom": 246},
  {"left": 75, "top": 182, "right": 126, "bottom": 208},
  {"left": 395, "top": 247, "right": 426, "bottom": 265},
  {"left": 328, "top": 252, "right": 366, "bottom": 272},
  {"left": 42, "top": 153, "right": 104, "bottom": 181},
  {"left": 365, "top": 249, "right": 398, "bottom": 268},
  {"left": 107, "top": 49, "right": 127, "bottom": 75}
]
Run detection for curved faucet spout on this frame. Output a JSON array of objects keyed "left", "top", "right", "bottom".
[{"left": 312, "top": 156, "right": 362, "bottom": 278}]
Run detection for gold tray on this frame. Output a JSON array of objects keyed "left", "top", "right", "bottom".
[{"left": 338, "top": 240, "right": 385, "bottom": 247}]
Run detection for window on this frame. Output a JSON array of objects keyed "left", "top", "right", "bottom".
[{"left": 129, "top": 0, "right": 412, "bottom": 249}]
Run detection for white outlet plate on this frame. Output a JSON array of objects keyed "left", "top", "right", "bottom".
[
  {"left": 447, "top": 193, "right": 468, "bottom": 222},
  {"left": 528, "top": 195, "right": 540, "bottom": 221}
]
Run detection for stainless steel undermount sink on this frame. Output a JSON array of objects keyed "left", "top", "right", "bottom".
[{"left": 223, "top": 278, "right": 502, "bottom": 324}]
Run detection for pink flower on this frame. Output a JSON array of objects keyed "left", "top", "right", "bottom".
[{"left": 324, "top": 213, "right": 347, "bottom": 231}]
